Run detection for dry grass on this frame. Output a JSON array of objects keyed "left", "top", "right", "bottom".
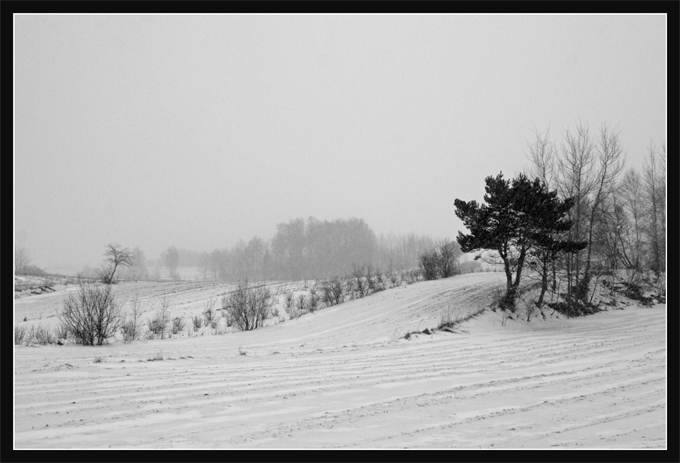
[{"left": 437, "top": 306, "right": 486, "bottom": 331}]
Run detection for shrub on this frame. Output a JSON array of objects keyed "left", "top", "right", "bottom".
[
  {"left": 547, "top": 298, "right": 601, "bottom": 318},
  {"left": 148, "top": 350, "right": 164, "bottom": 361},
  {"left": 307, "top": 286, "right": 321, "bottom": 312},
  {"left": 203, "top": 297, "right": 217, "bottom": 325},
  {"left": 419, "top": 240, "right": 460, "bottom": 281},
  {"left": 33, "top": 325, "right": 57, "bottom": 345},
  {"left": 321, "top": 277, "right": 344, "bottom": 306},
  {"left": 438, "top": 306, "right": 485, "bottom": 330},
  {"left": 435, "top": 239, "right": 459, "bottom": 278},
  {"left": 389, "top": 271, "right": 401, "bottom": 288},
  {"left": 147, "top": 312, "right": 169, "bottom": 339},
  {"left": 620, "top": 282, "right": 655, "bottom": 306},
  {"left": 121, "top": 294, "right": 143, "bottom": 343},
  {"left": 147, "top": 296, "right": 171, "bottom": 339},
  {"left": 419, "top": 251, "right": 438, "bottom": 280},
  {"left": 57, "top": 282, "right": 124, "bottom": 346},
  {"left": 54, "top": 323, "right": 72, "bottom": 342},
  {"left": 284, "top": 291, "right": 294, "bottom": 309},
  {"left": 171, "top": 317, "right": 186, "bottom": 335},
  {"left": 192, "top": 315, "right": 203, "bottom": 330},
  {"left": 296, "top": 293, "right": 307, "bottom": 312},
  {"left": 223, "top": 279, "right": 272, "bottom": 331},
  {"left": 351, "top": 265, "right": 370, "bottom": 298},
  {"left": 368, "top": 274, "right": 385, "bottom": 293},
  {"left": 288, "top": 304, "right": 303, "bottom": 319},
  {"left": 14, "top": 325, "right": 27, "bottom": 345}
]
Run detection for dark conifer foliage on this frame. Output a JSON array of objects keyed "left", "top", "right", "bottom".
[{"left": 455, "top": 173, "right": 586, "bottom": 311}]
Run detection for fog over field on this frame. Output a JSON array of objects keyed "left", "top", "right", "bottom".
[
  {"left": 13, "top": 12, "right": 668, "bottom": 452},
  {"left": 13, "top": 14, "right": 665, "bottom": 273}
]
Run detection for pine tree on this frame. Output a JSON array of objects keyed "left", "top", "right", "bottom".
[{"left": 455, "top": 173, "right": 586, "bottom": 311}]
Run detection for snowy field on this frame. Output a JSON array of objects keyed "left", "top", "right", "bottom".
[{"left": 13, "top": 272, "right": 666, "bottom": 449}]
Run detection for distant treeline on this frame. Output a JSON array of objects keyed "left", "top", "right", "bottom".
[{"left": 155, "top": 217, "right": 441, "bottom": 281}]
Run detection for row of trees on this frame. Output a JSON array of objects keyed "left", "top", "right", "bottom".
[
  {"left": 197, "top": 217, "right": 438, "bottom": 281},
  {"left": 454, "top": 122, "right": 665, "bottom": 315},
  {"left": 526, "top": 123, "right": 665, "bottom": 295},
  {"left": 14, "top": 246, "right": 46, "bottom": 276},
  {"left": 88, "top": 219, "right": 439, "bottom": 284}
]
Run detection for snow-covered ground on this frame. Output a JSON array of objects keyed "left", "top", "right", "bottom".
[{"left": 13, "top": 272, "right": 666, "bottom": 449}]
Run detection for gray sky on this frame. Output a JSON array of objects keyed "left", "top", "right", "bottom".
[{"left": 14, "top": 14, "right": 666, "bottom": 272}]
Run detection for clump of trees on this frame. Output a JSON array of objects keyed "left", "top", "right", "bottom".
[
  {"left": 419, "top": 239, "right": 462, "bottom": 280},
  {"left": 14, "top": 246, "right": 46, "bottom": 276},
  {"left": 455, "top": 173, "right": 587, "bottom": 312},
  {"left": 196, "top": 217, "right": 437, "bottom": 282},
  {"left": 525, "top": 123, "right": 665, "bottom": 312},
  {"left": 454, "top": 122, "right": 665, "bottom": 317},
  {"left": 164, "top": 246, "right": 180, "bottom": 280}
]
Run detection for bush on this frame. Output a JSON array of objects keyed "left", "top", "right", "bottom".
[
  {"left": 419, "top": 239, "right": 460, "bottom": 281},
  {"left": 547, "top": 298, "right": 601, "bottom": 318},
  {"left": 620, "top": 282, "right": 655, "bottom": 306},
  {"left": 419, "top": 250, "right": 439, "bottom": 280},
  {"left": 14, "top": 325, "right": 27, "bottom": 345},
  {"left": 223, "top": 280, "right": 272, "bottom": 331},
  {"left": 437, "top": 306, "right": 485, "bottom": 330},
  {"left": 147, "top": 296, "right": 171, "bottom": 339},
  {"left": 368, "top": 274, "right": 385, "bottom": 293},
  {"left": 296, "top": 293, "right": 307, "bottom": 312},
  {"left": 389, "top": 271, "right": 401, "bottom": 287},
  {"left": 171, "top": 317, "right": 186, "bottom": 335},
  {"left": 192, "top": 315, "right": 203, "bottom": 330},
  {"left": 34, "top": 325, "right": 57, "bottom": 345},
  {"left": 351, "top": 265, "right": 370, "bottom": 298},
  {"left": 203, "top": 297, "right": 217, "bottom": 325},
  {"left": 284, "top": 291, "right": 294, "bottom": 309},
  {"left": 307, "top": 286, "right": 321, "bottom": 312},
  {"left": 321, "top": 277, "right": 344, "bottom": 306},
  {"left": 121, "top": 294, "right": 143, "bottom": 343},
  {"left": 147, "top": 310, "right": 169, "bottom": 339},
  {"left": 148, "top": 350, "right": 164, "bottom": 361},
  {"left": 54, "top": 323, "right": 72, "bottom": 342},
  {"left": 287, "top": 304, "right": 303, "bottom": 319},
  {"left": 58, "top": 282, "right": 124, "bottom": 346}
]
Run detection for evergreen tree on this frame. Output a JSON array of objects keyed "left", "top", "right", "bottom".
[{"left": 455, "top": 173, "right": 586, "bottom": 311}]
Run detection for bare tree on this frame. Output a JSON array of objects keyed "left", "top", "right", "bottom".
[
  {"left": 527, "top": 126, "right": 559, "bottom": 291},
  {"left": 618, "top": 169, "right": 645, "bottom": 279},
  {"left": 578, "top": 124, "right": 625, "bottom": 298},
  {"left": 557, "top": 121, "right": 596, "bottom": 301},
  {"left": 99, "top": 243, "right": 134, "bottom": 284},
  {"left": 643, "top": 142, "right": 666, "bottom": 279},
  {"left": 15, "top": 246, "right": 31, "bottom": 274},
  {"left": 527, "top": 125, "right": 558, "bottom": 189},
  {"left": 121, "top": 293, "right": 143, "bottom": 343},
  {"left": 165, "top": 246, "right": 180, "bottom": 279}
]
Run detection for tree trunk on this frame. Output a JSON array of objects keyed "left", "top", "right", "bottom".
[{"left": 537, "top": 251, "right": 549, "bottom": 308}]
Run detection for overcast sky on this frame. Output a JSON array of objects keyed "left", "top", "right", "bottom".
[{"left": 14, "top": 14, "right": 666, "bottom": 272}]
